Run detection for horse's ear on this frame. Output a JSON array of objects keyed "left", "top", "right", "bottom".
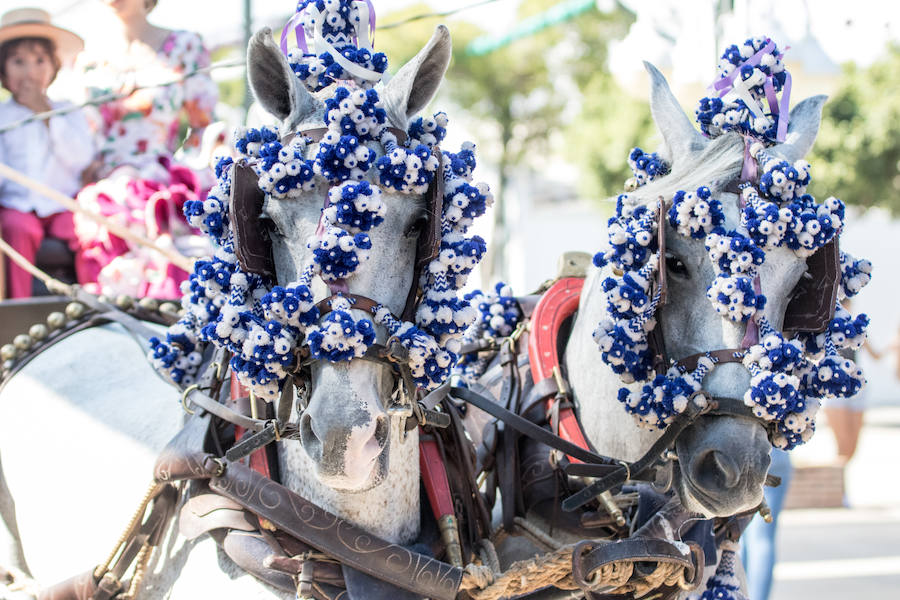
[
  {"left": 380, "top": 25, "right": 452, "bottom": 128},
  {"left": 770, "top": 95, "right": 827, "bottom": 163},
  {"left": 644, "top": 61, "right": 708, "bottom": 162},
  {"left": 247, "top": 28, "right": 320, "bottom": 128}
]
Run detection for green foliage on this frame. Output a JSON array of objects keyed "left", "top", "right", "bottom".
[
  {"left": 210, "top": 45, "right": 245, "bottom": 108},
  {"left": 565, "top": 74, "right": 655, "bottom": 203},
  {"left": 808, "top": 46, "right": 900, "bottom": 213}
]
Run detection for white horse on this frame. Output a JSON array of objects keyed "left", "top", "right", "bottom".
[
  {"left": 569, "top": 62, "right": 825, "bottom": 518},
  {"left": 0, "top": 26, "right": 455, "bottom": 600}
]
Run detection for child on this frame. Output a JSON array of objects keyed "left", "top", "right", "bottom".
[{"left": 0, "top": 8, "right": 94, "bottom": 298}]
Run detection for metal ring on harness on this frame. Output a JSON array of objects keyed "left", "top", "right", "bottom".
[{"left": 181, "top": 383, "right": 200, "bottom": 415}]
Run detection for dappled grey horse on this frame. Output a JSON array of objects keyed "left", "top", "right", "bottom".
[{"left": 0, "top": 25, "right": 464, "bottom": 600}]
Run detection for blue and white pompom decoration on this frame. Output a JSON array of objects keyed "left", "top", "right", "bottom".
[
  {"left": 408, "top": 112, "right": 448, "bottom": 149},
  {"left": 453, "top": 283, "right": 522, "bottom": 385},
  {"left": 255, "top": 135, "right": 317, "bottom": 199},
  {"left": 261, "top": 284, "right": 319, "bottom": 329},
  {"left": 707, "top": 274, "right": 765, "bottom": 322},
  {"left": 705, "top": 230, "right": 765, "bottom": 274},
  {"left": 475, "top": 282, "right": 522, "bottom": 338},
  {"left": 696, "top": 36, "right": 786, "bottom": 144},
  {"left": 376, "top": 140, "right": 439, "bottom": 194},
  {"left": 376, "top": 306, "right": 456, "bottom": 389},
  {"left": 753, "top": 144, "right": 811, "bottom": 202},
  {"left": 596, "top": 199, "right": 658, "bottom": 270},
  {"left": 309, "top": 227, "right": 372, "bottom": 281},
  {"left": 698, "top": 540, "right": 749, "bottom": 600},
  {"left": 741, "top": 186, "right": 792, "bottom": 249},
  {"left": 839, "top": 252, "right": 872, "bottom": 299},
  {"left": 617, "top": 357, "right": 713, "bottom": 430},
  {"left": 286, "top": 0, "right": 387, "bottom": 92},
  {"left": 593, "top": 316, "right": 654, "bottom": 384},
  {"left": 306, "top": 296, "right": 376, "bottom": 362},
  {"left": 323, "top": 181, "right": 385, "bottom": 232},
  {"left": 668, "top": 186, "right": 724, "bottom": 239},
  {"left": 627, "top": 147, "right": 669, "bottom": 188},
  {"left": 784, "top": 195, "right": 844, "bottom": 257}
]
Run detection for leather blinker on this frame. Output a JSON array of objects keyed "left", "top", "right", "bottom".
[
  {"left": 782, "top": 238, "right": 840, "bottom": 333},
  {"left": 231, "top": 162, "right": 276, "bottom": 279}
]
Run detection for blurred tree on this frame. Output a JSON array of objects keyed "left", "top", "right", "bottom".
[
  {"left": 378, "top": 1, "right": 640, "bottom": 279},
  {"left": 808, "top": 46, "right": 900, "bottom": 214}
]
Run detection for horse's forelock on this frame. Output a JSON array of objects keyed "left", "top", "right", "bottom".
[{"left": 621, "top": 132, "right": 745, "bottom": 211}]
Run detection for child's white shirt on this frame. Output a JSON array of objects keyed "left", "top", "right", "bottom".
[{"left": 0, "top": 98, "right": 95, "bottom": 217}]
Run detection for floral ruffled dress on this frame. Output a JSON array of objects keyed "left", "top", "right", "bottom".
[{"left": 75, "top": 30, "right": 218, "bottom": 298}]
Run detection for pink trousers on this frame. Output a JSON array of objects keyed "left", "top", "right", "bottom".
[{"left": 0, "top": 208, "right": 79, "bottom": 299}]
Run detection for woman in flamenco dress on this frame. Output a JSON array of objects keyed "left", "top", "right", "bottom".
[{"left": 75, "top": 0, "right": 219, "bottom": 298}]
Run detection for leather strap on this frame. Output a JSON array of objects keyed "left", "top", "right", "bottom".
[
  {"left": 673, "top": 348, "right": 745, "bottom": 373},
  {"left": 450, "top": 386, "right": 617, "bottom": 468},
  {"left": 402, "top": 146, "right": 444, "bottom": 323},
  {"left": 656, "top": 197, "right": 668, "bottom": 306},
  {"left": 282, "top": 127, "right": 408, "bottom": 146},
  {"left": 210, "top": 461, "right": 463, "bottom": 600},
  {"left": 561, "top": 399, "right": 705, "bottom": 512},
  {"left": 572, "top": 538, "right": 702, "bottom": 594}
]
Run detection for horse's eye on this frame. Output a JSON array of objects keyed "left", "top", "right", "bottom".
[
  {"left": 405, "top": 211, "right": 429, "bottom": 237},
  {"left": 665, "top": 252, "right": 689, "bottom": 277}
]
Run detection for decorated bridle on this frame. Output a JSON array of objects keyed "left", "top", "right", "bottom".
[
  {"left": 149, "top": 0, "right": 492, "bottom": 424},
  {"left": 592, "top": 37, "right": 871, "bottom": 455}
]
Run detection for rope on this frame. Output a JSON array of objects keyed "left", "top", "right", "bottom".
[
  {"left": 459, "top": 538, "right": 694, "bottom": 600},
  {"left": 0, "top": 236, "right": 73, "bottom": 296},
  {"left": 93, "top": 482, "right": 164, "bottom": 581},
  {"left": 0, "top": 60, "right": 244, "bottom": 135},
  {"left": 0, "top": 162, "right": 194, "bottom": 272},
  {"left": 460, "top": 544, "right": 579, "bottom": 600}
]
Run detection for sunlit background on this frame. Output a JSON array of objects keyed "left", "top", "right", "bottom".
[{"left": 14, "top": 1, "right": 900, "bottom": 596}]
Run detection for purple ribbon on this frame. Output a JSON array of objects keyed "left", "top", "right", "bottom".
[
  {"left": 739, "top": 136, "right": 758, "bottom": 183},
  {"left": 280, "top": 10, "right": 309, "bottom": 56},
  {"left": 712, "top": 39, "right": 776, "bottom": 95},
  {"left": 740, "top": 277, "right": 763, "bottom": 349}
]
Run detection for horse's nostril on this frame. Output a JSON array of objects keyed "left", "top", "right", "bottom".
[{"left": 693, "top": 449, "right": 741, "bottom": 491}]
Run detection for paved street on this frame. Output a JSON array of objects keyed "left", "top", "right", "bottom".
[{"left": 768, "top": 407, "right": 900, "bottom": 600}]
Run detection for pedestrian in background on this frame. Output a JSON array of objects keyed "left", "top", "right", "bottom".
[{"left": 0, "top": 8, "right": 94, "bottom": 299}]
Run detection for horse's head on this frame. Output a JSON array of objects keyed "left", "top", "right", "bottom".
[
  {"left": 637, "top": 63, "right": 828, "bottom": 515},
  {"left": 240, "top": 26, "right": 456, "bottom": 491},
  {"left": 575, "top": 49, "right": 868, "bottom": 518}
]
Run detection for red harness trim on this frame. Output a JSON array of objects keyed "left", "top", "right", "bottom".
[
  {"left": 231, "top": 372, "right": 274, "bottom": 480},
  {"left": 527, "top": 277, "right": 591, "bottom": 462}
]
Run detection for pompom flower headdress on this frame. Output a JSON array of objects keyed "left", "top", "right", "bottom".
[
  {"left": 594, "top": 36, "right": 872, "bottom": 450},
  {"left": 149, "top": 0, "right": 493, "bottom": 401}
]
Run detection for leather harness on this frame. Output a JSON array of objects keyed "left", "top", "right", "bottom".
[{"left": 17, "top": 151, "right": 847, "bottom": 600}]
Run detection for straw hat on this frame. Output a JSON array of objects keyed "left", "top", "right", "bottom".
[{"left": 0, "top": 8, "right": 84, "bottom": 63}]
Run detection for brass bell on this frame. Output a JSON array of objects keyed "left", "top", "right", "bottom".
[
  {"left": 13, "top": 335, "right": 32, "bottom": 351},
  {"left": 47, "top": 312, "right": 67, "bottom": 330},
  {"left": 97, "top": 295, "right": 110, "bottom": 304},
  {"left": 29, "top": 324, "right": 49, "bottom": 341},
  {"left": 0, "top": 344, "right": 17, "bottom": 362},
  {"left": 115, "top": 295, "right": 134, "bottom": 310},
  {"left": 624, "top": 177, "right": 638, "bottom": 192},
  {"left": 65, "top": 302, "right": 86, "bottom": 320},
  {"left": 139, "top": 297, "right": 160, "bottom": 311}
]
